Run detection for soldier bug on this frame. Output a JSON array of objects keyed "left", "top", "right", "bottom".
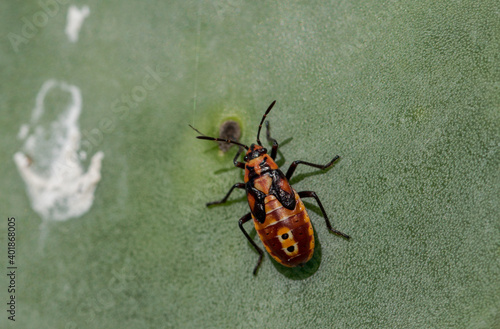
[{"left": 190, "top": 101, "right": 350, "bottom": 275}]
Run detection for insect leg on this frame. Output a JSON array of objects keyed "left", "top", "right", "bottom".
[
  {"left": 233, "top": 146, "right": 245, "bottom": 169},
  {"left": 265, "top": 121, "right": 279, "bottom": 160},
  {"left": 298, "top": 191, "right": 350, "bottom": 239},
  {"left": 238, "top": 212, "right": 264, "bottom": 275},
  {"left": 206, "top": 183, "right": 245, "bottom": 207},
  {"left": 285, "top": 155, "right": 340, "bottom": 180}
]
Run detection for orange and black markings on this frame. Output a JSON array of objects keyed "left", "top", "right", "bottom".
[
  {"left": 190, "top": 100, "right": 350, "bottom": 275},
  {"left": 255, "top": 192, "right": 315, "bottom": 267}
]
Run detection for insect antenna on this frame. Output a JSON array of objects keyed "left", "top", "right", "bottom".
[
  {"left": 256, "top": 100, "right": 276, "bottom": 146},
  {"left": 188, "top": 124, "right": 206, "bottom": 136},
  {"left": 189, "top": 124, "right": 249, "bottom": 150}
]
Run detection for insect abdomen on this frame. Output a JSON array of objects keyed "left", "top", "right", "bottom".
[{"left": 253, "top": 190, "right": 315, "bottom": 267}]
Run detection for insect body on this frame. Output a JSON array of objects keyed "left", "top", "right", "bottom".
[{"left": 191, "top": 101, "right": 349, "bottom": 275}]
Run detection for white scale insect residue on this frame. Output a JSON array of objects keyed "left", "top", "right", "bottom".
[
  {"left": 65, "top": 5, "right": 90, "bottom": 43},
  {"left": 14, "top": 80, "right": 104, "bottom": 222}
]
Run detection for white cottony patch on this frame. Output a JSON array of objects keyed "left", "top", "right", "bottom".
[
  {"left": 65, "top": 5, "right": 90, "bottom": 43},
  {"left": 14, "top": 80, "right": 104, "bottom": 221},
  {"left": 18, "top": 124, "right": 29, "bottom": 139}
]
